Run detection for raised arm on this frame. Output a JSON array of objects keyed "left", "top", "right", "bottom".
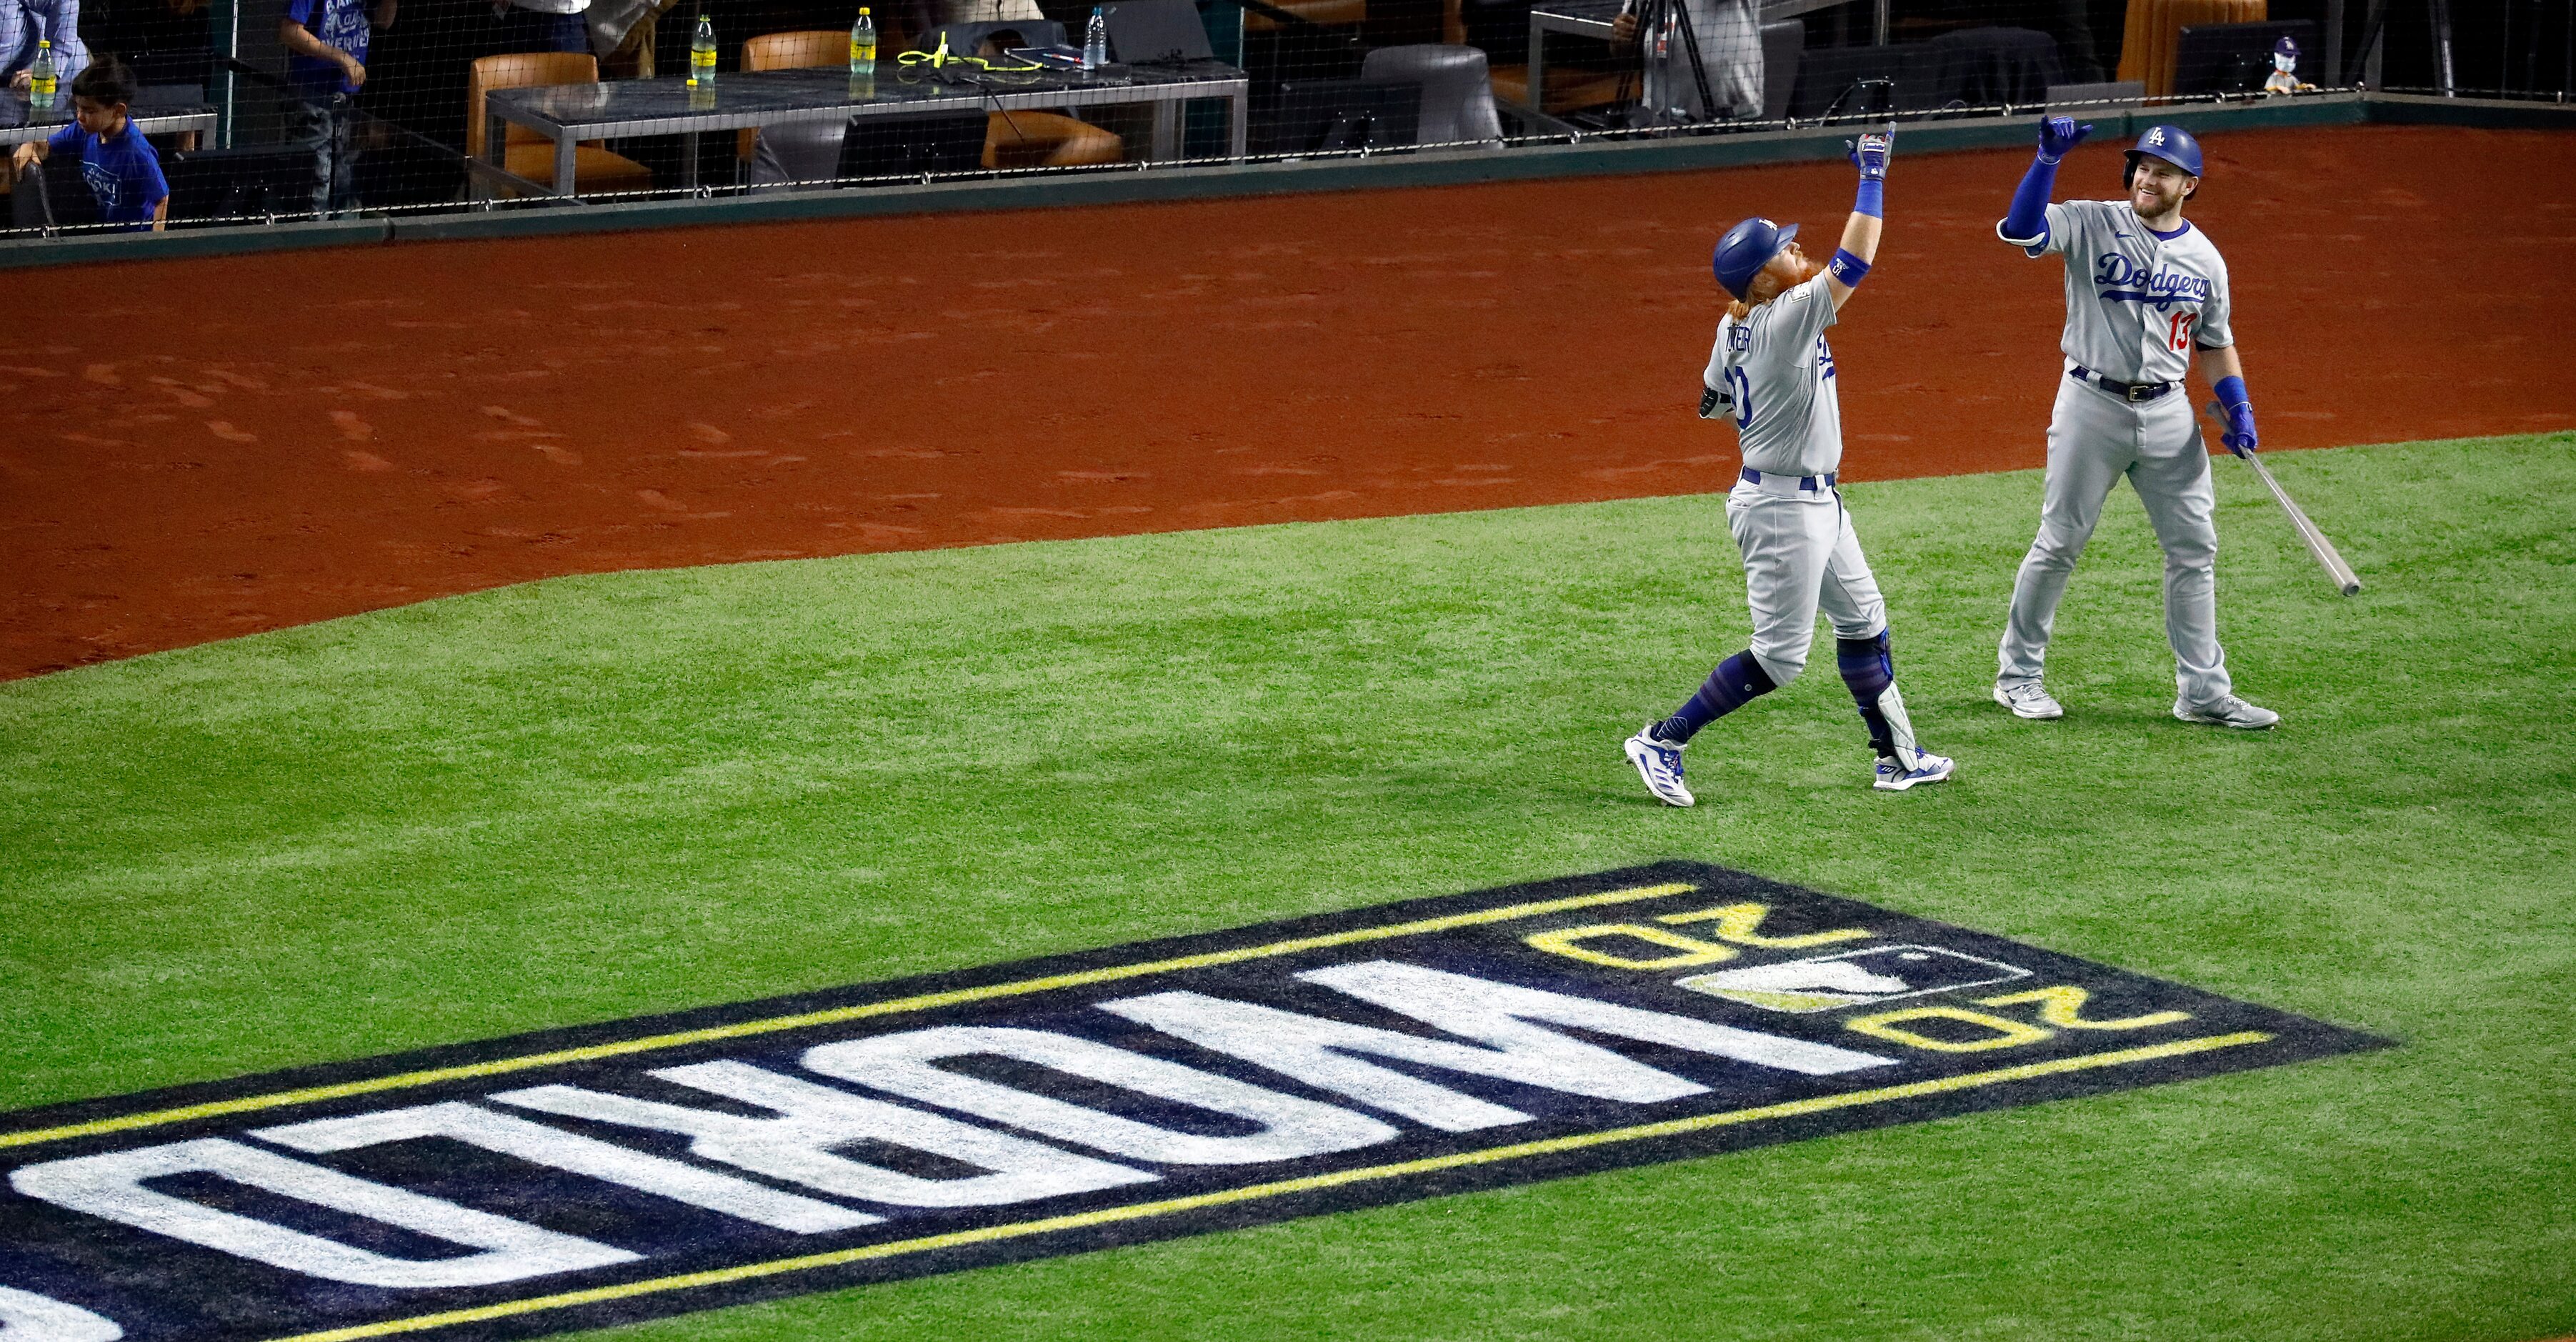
[
  {"left": 1823, "top": 124, "right": 1891, "bottom": 311},
  {"left": 2000, "top": 116, "right": 2090, "bottom": 249}
]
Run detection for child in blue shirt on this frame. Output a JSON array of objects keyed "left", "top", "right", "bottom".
[
  {"left": 278, "top": 0, "right": 396, "bottom": 215},
  {"left": 9, "top": 59, "right": 167, "bottom": 230}
]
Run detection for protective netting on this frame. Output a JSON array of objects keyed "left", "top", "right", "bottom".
[{"left": 1, "top": 0, "right": 2567, "bottom": 238}]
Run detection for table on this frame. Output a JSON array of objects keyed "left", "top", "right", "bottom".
[
  {"left": 482, "top": 61, "right": 1251, "bottom": 199},
  {"left": 1522, "top": 0, "right": 1885, "bottom": 121},
  {"left": 1, "top": 86, "right": 218, "bottom": 147}
]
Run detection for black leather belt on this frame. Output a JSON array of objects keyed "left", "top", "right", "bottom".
[
  {"left": 2070, "top": 364, "right": 2177, "bottom": 404},
  {"left": 1742, "top": 468, "right": 1836, "bottom": 491}
]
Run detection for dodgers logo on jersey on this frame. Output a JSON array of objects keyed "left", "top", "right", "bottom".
[{"left": 2092, "top": 252, "right": 2210, "bottom": 312}]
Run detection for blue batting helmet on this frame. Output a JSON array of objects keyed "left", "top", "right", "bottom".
[
  {"left": 1712, "top": 217, "right": 1799, "bottom": 300},
  {"left": 2125, "top": 123, "right": 2205, "bottom": 184}
]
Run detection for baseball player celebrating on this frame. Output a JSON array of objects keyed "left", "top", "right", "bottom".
[
  {"left": 1624, "top": 124, "right": 1955, "bottom": 807},
  {"left": 1990, "top": 119, "right": 2278, "bottom": 729}
]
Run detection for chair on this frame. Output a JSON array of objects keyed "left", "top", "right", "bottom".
[
  {"left": 163, "top": 145, "right": 312, "bottom": 224},
  {"left": 2117, "top": 0, "right": 2266, "bottom": 97},
  {"left": 1261, "top": 78, "right": 1422, "bottom": 154},
  {"left": 1757, "top": 17, "right": 1800, "bottom": 120},
  {"left": 466, "top": 53, "right": 654, "bottom": 197},
  {"left": 739, "top": 29, "right": 854, "bottom": 177},
  {"left": 916, "top": 21, "right": 1123, "bottom": 170},
  {"left": 9, "top": 156, "right": 94, "bottom": 229},
  {"left": 1359, "top": 44, "right": 1502, "bottom": 146}
]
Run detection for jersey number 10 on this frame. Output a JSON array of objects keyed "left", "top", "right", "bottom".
[
  {"left": 2167, "top": 312, "right": 2197, "bottom": 352},
  {"left": 1726, "top": 365, "right": 1753, "bottom": 429}
]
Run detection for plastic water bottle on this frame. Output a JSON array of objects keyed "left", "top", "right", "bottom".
[
  {"left": 849, "top": 7, "right": 877, "bottom": 77},
  {"left": 689, "top": 13, "right": 717, "bottom": 90},
  {"left": 1082, "top": 6, "right": 1108, "bottom": 71},
  {"left": 28, "top": 39, "right": 56, "bottom": 110}
]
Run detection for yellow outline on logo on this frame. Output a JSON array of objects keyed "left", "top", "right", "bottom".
[{"left": 259, "top": 1031, "right": 2275, "bottom": 1342}]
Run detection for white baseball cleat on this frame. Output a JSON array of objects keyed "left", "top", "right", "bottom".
[
  {"left": 1624, "top": 726, "right": 1695, "bottom": 807},
  {"left": 2174, "top": 695, "right": 2280, "bottom": 730},
  {"left": 1874, "top": 751, "right": 1955, "bottom": 792},
  {"left": 1992, "top": 680, "right": 2064, "bottom": 720}
]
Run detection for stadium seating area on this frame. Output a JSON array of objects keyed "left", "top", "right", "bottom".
[{"left": 1, "top": 0, "right": 2560, "bottom": 230}]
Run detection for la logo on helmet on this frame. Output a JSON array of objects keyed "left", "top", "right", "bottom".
[{"left": 2145, "top": 127, "right": 2166, "bottom": 146}]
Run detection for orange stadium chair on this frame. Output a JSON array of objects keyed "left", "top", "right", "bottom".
[
  {"left": 466, "top": 53, "right": 655, "bottom": 197},
  {"left": 982, "top": 110, "right": 1123, "bottom": 170}
]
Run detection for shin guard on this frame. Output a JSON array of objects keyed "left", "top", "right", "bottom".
[{"left": 1836, "top": 632, "right": 1922, "bottom": 763}]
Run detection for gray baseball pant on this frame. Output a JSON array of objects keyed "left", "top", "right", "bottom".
[{"left": 1997, "top": 375, "right": 2233, "bottom": 707}]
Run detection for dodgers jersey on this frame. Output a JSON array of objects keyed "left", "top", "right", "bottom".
[
  {"left": 2013, "top": 198, "right": 2234, "bottom": 384},
  {"left": 1702, "top": 273, "right": 1842, "bottom": 478}
]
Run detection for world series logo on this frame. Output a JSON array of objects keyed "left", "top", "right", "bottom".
[{"left": 0, "top": 863, "right": 2387, "bottom": 1341}]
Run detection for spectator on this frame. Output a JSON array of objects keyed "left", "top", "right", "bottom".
[
  {"left": 279, "top": 0, "right": 395, "bottom": 216},
  {"left": 11, "top": 58, "right": 167, "bottom": 230},
  {"left": 489, "top": 0, "right": 588, "bottom": 56},
  {"left": 1610, "top": 0, "right": 1760, "bottom": 124},
  {"left": 1, "top": 0, "right": 89, "bottom": 94}
]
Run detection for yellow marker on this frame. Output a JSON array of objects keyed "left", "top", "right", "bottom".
[
  {"left": 1977, "top": 985, "right": 2191, "bottom": 1030},
  {"left": 1653, "top": 902, "right": 1871, "bottom": 948},
  {"left": 1523, "top": 923, "right": 1736, "bottom": 970},
  {"left": 1844, "top": 1006, "right": 2055, "bottom": 1053}
]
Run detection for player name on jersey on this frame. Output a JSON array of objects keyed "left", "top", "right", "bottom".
[{"left": 0, "top": 863, "right": 2385, "bottom": 1342}]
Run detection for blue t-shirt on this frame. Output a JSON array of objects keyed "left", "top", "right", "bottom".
[
  {"left": 283, "top": 0, "right": 369, "bottom": 96},
  {"left": 46, "top": 118, "right": 168, "bottom": 227}
]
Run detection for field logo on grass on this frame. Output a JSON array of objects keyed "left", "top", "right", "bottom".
[
  {"left": 0, "top": 863, "right": 2386, "bottom": 1342},
  {"left": 1674, "top": 945, "right": 2031, "bottom": 1014}
]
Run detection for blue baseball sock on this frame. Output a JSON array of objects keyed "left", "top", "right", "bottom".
[
  {"left": 1652, "top": 651, "right": 1776, "bottom": 744},
  {"left": 1837, "top": 632, "right": 1897, "bottom": 757}
]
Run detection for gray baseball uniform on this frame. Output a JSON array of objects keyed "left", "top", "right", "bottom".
[
  {"left": 1996, "top": 198, "right": 2237, "bottom": 706},
  {"left": 1702, "top": 276, "right": 1899, "bottom": 737}
]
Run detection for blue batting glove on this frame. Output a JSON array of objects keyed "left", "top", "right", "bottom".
[
  {"left": 2037, "top": 116, "right": 2091, "bottom": 164},
  {"left": 2222, "top": 402, "right": 2258, "bottom": 457},
  {"left": 1847, "top": 124, "right": 1893, "bottom": 181}
]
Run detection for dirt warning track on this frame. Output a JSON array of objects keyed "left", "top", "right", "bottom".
[{"left": 3, "top": 124, "right": 2570, "bottom": 680}]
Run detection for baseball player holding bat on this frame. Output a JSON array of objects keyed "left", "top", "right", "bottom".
[
  {"left": 1624, "top": 122, "right": 1956, "bottom": 807},
  {"left": 1991, "top": 119, "right": 2279, "bottom": 729}
]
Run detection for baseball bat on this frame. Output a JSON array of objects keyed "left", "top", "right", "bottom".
[{"left": 2206, "top": 402, "right": 2361, "bottom": 596}]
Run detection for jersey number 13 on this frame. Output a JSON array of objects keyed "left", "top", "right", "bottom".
[{"left": 2167, "top": 312, "right": 2197, "bottom": 352}]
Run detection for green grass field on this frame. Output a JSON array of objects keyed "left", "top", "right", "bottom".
[{"left": 4, "top": 434, "right": 2571, "bottom": 1341}]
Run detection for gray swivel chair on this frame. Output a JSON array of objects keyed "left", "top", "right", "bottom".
[
  {"left": 1358, "top": 44, "right": 1504, "bottom": 147},
  {"left": 1759, "top": 18, "right": 1802, "bottom": 121},
  {"left": 748, "top": 123, "right": 849, "bottom": 189}
]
